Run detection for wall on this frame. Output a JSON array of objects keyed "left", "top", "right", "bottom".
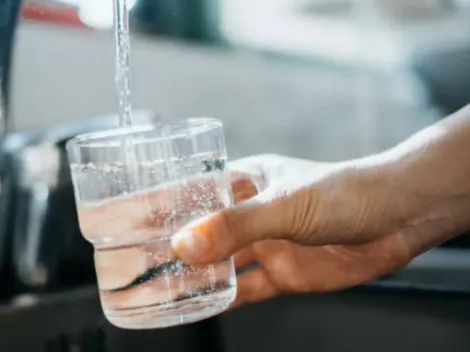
[{"left": 10, "top": 22, "right": 438, "bottom": 161}]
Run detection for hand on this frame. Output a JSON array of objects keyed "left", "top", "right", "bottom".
[{"left": 172, "top": 153, "right": 469, "bottom": 308}]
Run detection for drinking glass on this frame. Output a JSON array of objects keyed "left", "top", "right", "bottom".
[{"left": 66, "top": 118, "right": 236, "bottom": 329}]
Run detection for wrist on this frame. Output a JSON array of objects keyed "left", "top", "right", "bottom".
[
  {"left": 337, "top": 118, "right": 470, "bottom": 252},
  {"left": 379, "top": 112, "right": 470, "bottom": 247}
]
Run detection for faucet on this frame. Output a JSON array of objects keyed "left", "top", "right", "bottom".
[
  {"left": 0, "top": 0, "right": 20, "bottom": 296},
  {"left": 0, "top": 1, "right": 95, "bottom": 292},
  {"left": 0, "top": 1, "right": 161, "bottom": 294},
  {"left": 0, "top": 0, "right": 21, "bottom": 135}
]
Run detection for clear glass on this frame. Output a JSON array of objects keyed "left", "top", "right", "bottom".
[{"left": 66, "top": 118, "right": 236, "bottom": 329}]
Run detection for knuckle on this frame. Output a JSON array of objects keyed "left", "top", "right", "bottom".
[
  {"left": 282, "top": 188, "right": 319, "bottom": 241},
  {"left": 218, "top": 208, "right": 247, "bottom": 248}
]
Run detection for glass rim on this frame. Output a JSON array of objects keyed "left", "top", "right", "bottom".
[{"left": 66, "top": 117, "right": 222, "bottom": 151}]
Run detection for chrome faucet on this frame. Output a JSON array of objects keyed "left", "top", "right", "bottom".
[
  {"left": 0, "top": 0, "right": 160, "bottom": 294},
  {"left": 0, "top": 0, "right": 21, "bottom": 296}
]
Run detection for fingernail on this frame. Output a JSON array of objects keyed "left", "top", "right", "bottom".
[{"left": 171, "top": 229, "right": 210, "bottom": 262}]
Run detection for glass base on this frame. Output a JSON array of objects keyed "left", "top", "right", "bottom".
[{"left": 104, "top": 287, "right": 236, "bottom": 329}]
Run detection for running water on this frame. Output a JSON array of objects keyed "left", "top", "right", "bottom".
[
  {"left": 113, "top": 0, "right": 133, "bottom": 127},
  {"left": 82, "top": 1, "right": 237, "bottom": 329},
  {"left": 113, "top": 0, "right": 136, "bottom": 166}
]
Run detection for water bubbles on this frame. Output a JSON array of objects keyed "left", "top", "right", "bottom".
[
  {"left": 114, "top": 0, "right": 133, "bottom": 127},
  {"left": 74, "top": 153, "right": 230, "bottom": 216}
]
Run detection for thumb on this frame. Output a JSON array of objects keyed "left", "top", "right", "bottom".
[{"left": 171, "top": 187, "right": 313, "bottom": 265}]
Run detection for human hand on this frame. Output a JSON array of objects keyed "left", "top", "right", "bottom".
[{"left": 172, "top": 153, "right": 469, "bottom": 308}]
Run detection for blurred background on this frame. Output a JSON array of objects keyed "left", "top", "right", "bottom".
[
  {"left": 2, "top": 0, "right": 470, "bottom": 351},
  {"left": 13, "top": 0, "right": 470, "bottom": 160}
]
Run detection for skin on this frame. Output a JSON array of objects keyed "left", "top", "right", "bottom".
[{"left": 171, "top": 105, "right": 470, "bottom": 308}]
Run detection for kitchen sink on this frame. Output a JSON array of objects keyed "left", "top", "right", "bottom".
[
  {"left": 221, "top": 247, "right": 470, "bottom": 352},
  {"left": 221, "top": 287, "right": 470, "bottom": 352},
  {"left": 1, "top": 248, "right": 470, "bottom": 351}
]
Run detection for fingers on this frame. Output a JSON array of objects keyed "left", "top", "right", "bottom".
[
  {"left": 78, "top": 167, "right": 260, "bottom": 244},
  {"left": 230, "top": 267, "right": 279, "bottom": 310},
  {"left": 171, "top": 187, "right": 311, "bottom": 264},
  {"left": 171, "top": 163, "right": 398, "bottom": 265},
  {"left": 230, "top": 171, "right": 259, "bottom": 204},
  {"left": 233, "top": 247, "right": 257, "bottom": 269}
]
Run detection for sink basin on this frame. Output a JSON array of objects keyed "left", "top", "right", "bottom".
[
  {"left": 220, "top": 248, "right": 470, "bottom": 352},
  {"left": 221, "top": 287, "right": 470, "bottom": 352},
  {"left": 1, "top": 248, "right": 469, "bottom": 351},
  {"left": 0, "top": 286, "right": 224, "bottom": 352}
]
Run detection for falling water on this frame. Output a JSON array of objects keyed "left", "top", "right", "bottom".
[
  {"left": 113, "top": 0, "right": 133, "bottom": 128},
  {"left": 113, "top": 0, "right": 137, "bottom": 167}
]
